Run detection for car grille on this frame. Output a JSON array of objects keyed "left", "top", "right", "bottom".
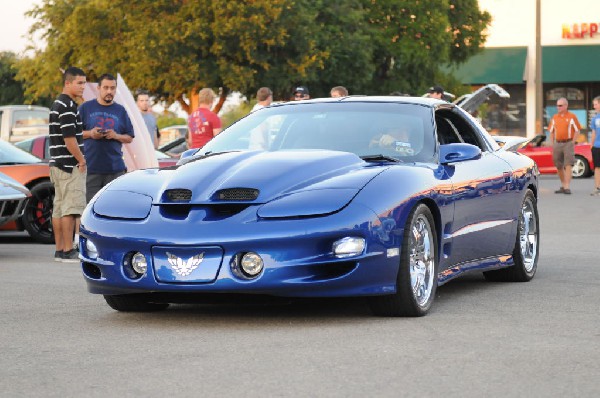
[
  {"left": 216, "top": 188, "right": 259, "bottom": 201},
  {"left": 165, "top": 189, "right": 192, "bottom": 202}
]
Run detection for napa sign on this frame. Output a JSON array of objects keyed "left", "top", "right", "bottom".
[{"left": 562, "top": 23, "right": 599, "bottom": 39}]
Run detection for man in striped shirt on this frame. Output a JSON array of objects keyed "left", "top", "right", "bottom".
[
  {"left": 49, "top": 67, "right": 87, "bottom": 262},
  {"left": 548, "top": 97, "right": 582, "bottom": 195}
]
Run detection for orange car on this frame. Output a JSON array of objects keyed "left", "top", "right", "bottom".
[{"left": 0, "top": 140, "right": 54, "bottom": 243}]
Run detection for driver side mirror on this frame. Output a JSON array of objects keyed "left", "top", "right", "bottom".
[{"left": 439, "top": 143, "right": 482, "bottom": 164}]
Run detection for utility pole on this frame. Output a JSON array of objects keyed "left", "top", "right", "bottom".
[{"left": 535, "top": 0, "right": 543, "bottom": 135}]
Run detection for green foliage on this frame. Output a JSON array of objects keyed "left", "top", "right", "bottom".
[
  {"left": 16, "top": 0, "right": 490, "bottom": 108},
  {"left": 220, "top": 101, "right": 253, "bottom": 129},
  {"left": 0, "top": 52, "right": 25, "bottom": 105},
  {"left": 156, "top": 115, "right": 186, "bottom": 130}
]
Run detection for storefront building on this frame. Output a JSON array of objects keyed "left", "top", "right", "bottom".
[{"left": 452, "top": 0, "right": 600, "bottom": 138}]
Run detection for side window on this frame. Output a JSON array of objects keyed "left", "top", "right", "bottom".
[
  {"left": 435, "top": 115, "right": 462, "bottom": 145},
  {"left": 436, "top": 109, "right": 487, "bottom": 151}
]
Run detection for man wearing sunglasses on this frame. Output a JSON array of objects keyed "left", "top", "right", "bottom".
[
  {"left": 548, "top": 97, "right": 582, "bottom": 195},
  {"left": 292, "top": 86, "right": 310, "bottom": 101}
]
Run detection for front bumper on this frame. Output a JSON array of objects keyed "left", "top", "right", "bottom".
[{"left": 80, "top": 202, "right": 402, "bottom": 298}]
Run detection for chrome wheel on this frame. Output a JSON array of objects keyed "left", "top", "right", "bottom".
[
  {"left": 368, "top": 204, "right": 438, "bottom": 316},
  {"left": 409, "top": 214, "right": 435, "bottom": 307},
  {"left": 571, "top": 156, "right": 589, "bottom": 178},
  {"left": 519, "top": 195, "right": 538, "bottom": 273},
  {"left": 483, "top": 189, "right": 538, "bottom": 282}
]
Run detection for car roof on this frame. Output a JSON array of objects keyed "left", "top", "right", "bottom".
[
  {"left": 269, "top": 96, "right": 446, "bottom": 108},
  {"left": 0, "top": 105, "right": 50, "bottom": 111}
]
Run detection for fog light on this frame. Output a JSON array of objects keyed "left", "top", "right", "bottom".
[
  {"left": 131, "top": 252, "right": 148, "bottom": 275},
  {"left": 333, "top": 237, "right": 365, "bottom": 258},
  {"left": 85, "top": 239, "right": 98, "bottom": 259},
  {"left": 240, "top": 252, "right": 264, "bottom": 277}
]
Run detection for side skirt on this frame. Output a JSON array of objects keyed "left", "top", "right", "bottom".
[{"left": 437, "top": 254, "right": 514, "bottom": 286}]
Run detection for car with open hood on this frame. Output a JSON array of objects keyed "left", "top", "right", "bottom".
[
  {"left": 494, "top": 134, "right": 594, "bottom": 178},
  {"left": 80, "top": 96, "right": 540, "bottom": 317}
]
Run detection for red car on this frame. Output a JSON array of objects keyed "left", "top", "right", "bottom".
[
  {"left": 495, "top": 134, "right": 594, "bottom": 178},
  {"left": 15, "top": 135, "right": 178, "bottom": 168}
]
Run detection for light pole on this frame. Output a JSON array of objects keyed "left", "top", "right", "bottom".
[{"left": 535, "top": 0, "right": 543, "bottom": 135}]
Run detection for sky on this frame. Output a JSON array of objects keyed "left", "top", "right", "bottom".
[{"left": 0, "top": 0, "right": 40, "bottom": 54}]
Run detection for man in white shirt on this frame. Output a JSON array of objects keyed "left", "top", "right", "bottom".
[{"left": 251, "top": 87, "right": 273, "bottom": 112}]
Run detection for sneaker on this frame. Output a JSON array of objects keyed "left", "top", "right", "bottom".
[
  {"left": 554, "top": 187, "right": 565, "bottom": 194},
  {"left": 54, "top": 250, "right": 64, "bottom": 262},
  {"left": 60, "top": 249, "right": 80, "bottom": 263},
  {"left": 591, "top": 188, "right": 600, "bottom": 196},
  {"left": 563, "top": 189, "right": 572, "bottom": 195}
]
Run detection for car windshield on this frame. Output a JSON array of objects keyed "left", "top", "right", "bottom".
[
  {"left": 200, "top": 102, "right": 436, "bottom": 162},
  {"left": 0, "top": 139, "right": 42, "bottom": 165}
]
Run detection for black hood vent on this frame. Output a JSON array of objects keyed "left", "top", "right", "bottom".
[
  {"left": 165, "top": 189, "right": 192, "bottom": 202},
  {"left": 216, "top": 188, "right": 259, "bottom": 201}
]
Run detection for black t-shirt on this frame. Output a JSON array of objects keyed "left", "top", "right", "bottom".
[{"left": 49, "top": 94, "right": 84, "bottom": 173}]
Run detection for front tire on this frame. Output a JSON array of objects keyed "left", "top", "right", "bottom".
[
  {"left": 572, "top": 155, "right": 591, "bottom": 178},
  {"left": 104, "top": 295, "right": 170, "bottom": 312},
  {"left": 484, "top": 190, "right": 539, "bottom": 282},
  {"left": 21, "top": 180, "right": 55, "bottom": 244},
  {"left": 369, "top": 204, "right": 438, "bottom": 317}
]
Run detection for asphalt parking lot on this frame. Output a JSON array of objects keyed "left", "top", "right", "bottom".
[{"left": 0, "top": 175, "right": 599, "bottom": 397}]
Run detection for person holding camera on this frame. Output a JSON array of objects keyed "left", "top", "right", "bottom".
[{"left": 80, "top": 73, "right": 134, "bottom": 203}]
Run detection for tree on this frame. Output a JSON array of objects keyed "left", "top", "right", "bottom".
[
  {"left": 0, "top": 52, "right": 26, "bottom": 105},
  {"left": 361, "top": 0, "right": 490, "bottom": 95},
  {"left": 17, "top": 0, "right": 328, "bottom": 112},
  {"left": 16, "top": 0, "right": 490, "bottom": 112}
]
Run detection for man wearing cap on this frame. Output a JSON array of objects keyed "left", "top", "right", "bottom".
[
  {"left": 428, "top": 86, "right": 445, "bottom": 100},
  {"left": 293, "top": 86, "right": 310, "bottom": 101}
]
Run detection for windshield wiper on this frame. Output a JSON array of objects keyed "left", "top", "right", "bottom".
[{"left": 360, "top": 154, "right": 402, "bottom": 163}]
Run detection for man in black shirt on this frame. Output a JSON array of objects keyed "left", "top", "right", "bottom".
[{"left": 49, "top": 67, "right": 87, "bottom": 262}]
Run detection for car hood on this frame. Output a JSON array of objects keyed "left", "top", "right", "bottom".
[
  {"left": 103, "top": 150, "right": 387, "bottom": 206},
  {"left": 454, "top": 84, "right": 510, "bottom": 114}
]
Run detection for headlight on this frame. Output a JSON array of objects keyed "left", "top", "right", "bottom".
[
  {"left": 93, "top": 190, "right": 152, "bottom": 220},
  {"left": 333, "top": 237, "right": 365, "bottom": 258},
  {"left": 257, "top": 188, "right": 358, "bottom": 219},
  {"left": 85, "top": 239, "right": 98, "bottom": 259}
]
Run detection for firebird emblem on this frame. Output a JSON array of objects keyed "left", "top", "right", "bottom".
[{"left": 166, "top": 252, "right": 204, "bottom": 277}]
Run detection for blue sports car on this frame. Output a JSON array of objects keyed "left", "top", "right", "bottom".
[{"left": 80, "top": 97, "right": 540, "bottom": 316}]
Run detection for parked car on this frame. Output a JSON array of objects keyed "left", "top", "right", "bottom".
[
  {"left": 15, "top": 135, "right": 178, "bottom": 169},
  {"left": 0, "top": 172, "right": 30, "bottom": 227},
  {"left": 0, "top": 140, "right": 53, "bottom": 243},
  {"left": 80, "top": 96, "right": 540, "bottom": 317},
  {"left": 159, "top": 125, "right": 189, "bottom": 156},
  {"left": 494, "top": 134, "right": 594, "bottom": 178},
  {"left": 0, "top": 105, "right": 50, "bottom": 143}
]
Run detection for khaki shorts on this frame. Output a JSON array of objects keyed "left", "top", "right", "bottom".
[
  {"left": 552, "top": 141, "right": 575, "bottom": 169},
  {"left": 50, "top": 166, "right": 87, "bottom": 218}
]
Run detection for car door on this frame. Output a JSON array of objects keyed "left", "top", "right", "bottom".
[{"left": 436, "top": 107, "right": 518, "bottom": 266}]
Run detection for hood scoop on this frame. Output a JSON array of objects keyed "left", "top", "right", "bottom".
[
  {"left": 215, "top": 188, "right": 259, "bottom": 201},
  {"left": 164, "top": 189, "right": 192, "bottom": 202}
]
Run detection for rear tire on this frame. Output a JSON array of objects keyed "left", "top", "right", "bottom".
[
  {"left": 484, "top": 190, "right": 539, "bottom": 282},
  {"left": 103, "top": 295, "right": 170, "bottom": 312},
  {"left": 22, "top": 180, "right": 55, "bottom": 244},
  {"left": 369, "top": 204, "right": 438, "bottom": 317}
]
